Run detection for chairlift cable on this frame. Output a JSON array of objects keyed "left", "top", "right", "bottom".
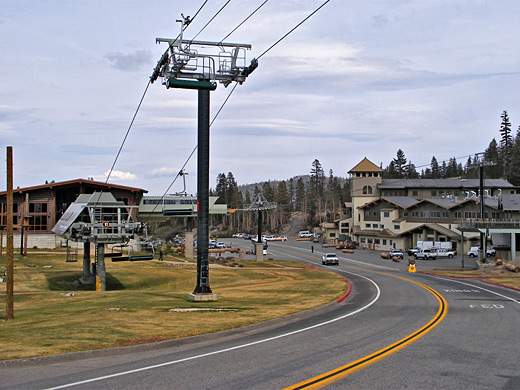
[
  {"left": 220, "top": 0, "right": 269, "bottom": 43},
  {"left": 141, "top": 83, "right": 238, "bottom": 226},
  {"left": 95, "top": 0, "right": 210, "bottom": 209},
  {"left": 147, "top": 0, "right": 332, "bottom": 223},
  {"left": 257, "top": 0, "right": 331, "bottom": 60},
  {"left": 190, "top": 0, "right": 233, "bottom": 43}
]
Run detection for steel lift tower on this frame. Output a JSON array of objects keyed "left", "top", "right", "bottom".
[
  {"left": 244, "top": 193, "right": 277, "bottom": 261},
  {"left": 150, "top": 16, "right": 257, "bottom": 300}
]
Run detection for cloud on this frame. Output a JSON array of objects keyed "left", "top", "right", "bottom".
[
  {"left": 373, "top": 14, "right": 389, "bottom": 27},
  {"left": 94, "top": 170, "right": 138, "bottom": 182},
  {"left": 104, "top": 49, "right": 152, "bottom": 71},
  {"left": 148, "top": 167, "right": 182, "bottom": 178}
]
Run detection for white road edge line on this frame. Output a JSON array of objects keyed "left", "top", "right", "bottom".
[
  {"left": 423, "top": 274, "right": 520, "bottom": 304},
  {"left": 44, "top": 271, "right": 381, "bottom": 390}
]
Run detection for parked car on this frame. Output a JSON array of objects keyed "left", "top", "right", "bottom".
[
  {"left": 407, "top": 247, "right": 421, "bottom": 256},
  {"left": 322, "top": 253, "right": 339, "bottom": 265},
  {"left": 243, "top": 234, "right": 252, "bottom": 240},
  {"left": 435, "top": 248, "right": 456, "bottom": 258},
  {"left": 298, "top": 231, "right": 314, "bottom": 238},
  {"left": 215, "top": 242, "right": 226, "bottom": 249},
  {"left": 232, "top": 233, "right": 244, "bottom": 238},
  {"left": 389, "top": 249, "right": 404, "bottom": 259},
  {"left": 414, "top": 249, "right": 436, "bottom": 260},
  {"left": 208, "top": 239, "right": 216, "bottom": 249},
  {"left": 486, "top": 248, "right": 497, "bottom": 257}
]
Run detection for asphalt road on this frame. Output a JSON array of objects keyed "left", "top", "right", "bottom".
[{"left": 1, "top": 239, "right": 519, "bottom": 389}]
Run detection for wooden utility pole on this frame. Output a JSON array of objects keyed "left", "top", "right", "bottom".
[{"left": 6, "top": 146, "right": 14, "bottom": 320}]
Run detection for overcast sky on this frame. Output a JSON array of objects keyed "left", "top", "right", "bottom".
[{"left": 1, "top": 0, "right": 519, "bottom": 195}]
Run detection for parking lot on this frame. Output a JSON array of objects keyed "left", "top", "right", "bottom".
[{"left": 208, "top": 238, "right": 481, "bottom": 271}]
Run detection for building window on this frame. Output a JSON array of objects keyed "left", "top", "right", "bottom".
[
  {"left": 373, "top": 224, "right": 378, "bottom": 228},
  {"left": 360, "top": 238, "right": 366, "bottom": 243},
  {"left": 366, "top": 223, "right": 371, "bottom": 228},
  {"left": 367, "top": 238, "right": 373, "bottom": 243},
  {"left": 29, "top": 202, "right": 48, "bottom": 213},
  {"left": 412, "top": 190, "right": 418, "bottom": 197},
  {"left": 363, "top": 185, "right": 373, "bottom": 195},
  {"left": 330, "top": 232, "right": 336, "bottom": 237},
  {"left": 31, "top": 215, "right": 48, "bottom": 231},
  {"left": 431, "top": 190, "right": 437, "bottom": 197},
  {"left": 383, "top": 239, "right": 387, "bottom": 245},
  {"left": 383, "top": 211, "right": 389, "bottom": 218},
  {"left": 375, "top": 239, "right": 380, "bottom": 245},
  {"left": 394, "top": 225, "right": 400, "bottom": 230}
]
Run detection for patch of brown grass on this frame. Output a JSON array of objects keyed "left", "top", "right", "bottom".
[{"left": 0, "top": 251, "right": 347, "bottom": 360}]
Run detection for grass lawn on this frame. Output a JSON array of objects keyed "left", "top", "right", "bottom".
[{"left": 0, "top": 250, "right": 348, "bottom": 360}]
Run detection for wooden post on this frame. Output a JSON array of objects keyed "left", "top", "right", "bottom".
[
  {"left": 6, "top": 146, "right": 14, "bottom": 320},
  {"left": 23, "top": 193, "right": 28, "bottom": 257}
]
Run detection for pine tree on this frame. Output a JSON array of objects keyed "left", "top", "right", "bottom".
[
  {"left": 507, "top": 126, "right": 520, "bottom": 185},
  {"left": 384, "top": 161, "right": 399, "bottom": 178},
  {"left": 406, "top": 162, "right": 419, "bottom": 178},
  {"left": 393, "top": 149, "right": 407, "bottom": 177},
  {"left": 430, "top": 156, "right": 440, "bottom": 178},
  {"left": 484, "top": 138, "right": 502, "bottom": 178},
  {"left": 500, "top": 110, "right": 513, "bottom": 177},
  {"left": 215, "top": 173, "right": 227, "bottom": 204},
  {"left": 440, "top": 161, "right": 447, "bottom": 178}
]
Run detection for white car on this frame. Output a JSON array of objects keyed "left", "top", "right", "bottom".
[
  {"left": 435, "top": 248, "right": 456, "bottom": 258},
  {"left": 322, "top": 253, "right": 339, "bottom": 265}
]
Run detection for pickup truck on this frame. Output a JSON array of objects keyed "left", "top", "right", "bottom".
[
  {"left": 322, "top": 253, "right": 339, "bottom": 266},
  {"left": 414, "top": 249, "right": 436, "bottom": 260},
  {"left": 389, "top": 249, "right": 404, "bottom": 259},
  {"left": 407, "top": 247, "right": 421, "bottom": 256},
  {"left": 435, "top": 248, "right": 456, "bottom": 258}
]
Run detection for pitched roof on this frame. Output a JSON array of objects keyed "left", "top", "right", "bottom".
[
  {"left": 348, "top": 157, "right": 382, "bottom": 173},
  {"left": 357, "top": 196, "right": 420, "bottom": 210},
  {"left": 379, "top": 178, "right": 514, "bottom": 189},
  {"left": 401, "top": 223, "right": 461, "bottom": 240},
  {"left": 0, "top": 178, "right": 147, "bottom": 196}
]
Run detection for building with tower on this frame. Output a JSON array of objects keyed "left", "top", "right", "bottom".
[{"left": 321, "top": 157, "right": 520, "bottom": 257}]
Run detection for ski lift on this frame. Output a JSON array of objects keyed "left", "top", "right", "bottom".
[{"left": 110, "top": 229, "right": 156, "bottom": 262}]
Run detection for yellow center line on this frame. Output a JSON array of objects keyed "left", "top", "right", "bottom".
[{"left": 276, "top": 247, "right": 448, "bottom": 390}]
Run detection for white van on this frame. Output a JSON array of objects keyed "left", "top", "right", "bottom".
[{"left": 298, "top": 231, "right": 313, "bottom": 238}]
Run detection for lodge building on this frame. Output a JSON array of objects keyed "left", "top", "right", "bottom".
[
  {"left": 0, "top": 179, "right": 147, "bottom": 248},
  {"left": 321, "top": 158, "right": 520, "bottom": 256}
]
